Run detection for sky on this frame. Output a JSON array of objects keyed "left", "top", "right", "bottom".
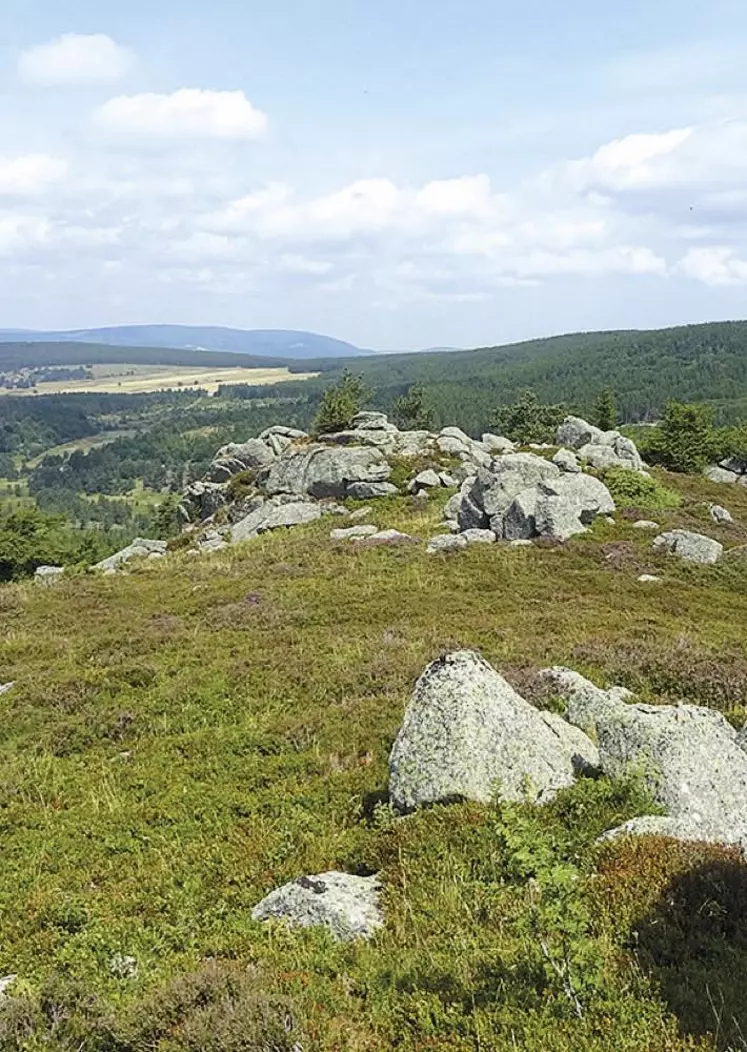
[{"left": 2, "top": 1, "right": 747, "bottom": 349}]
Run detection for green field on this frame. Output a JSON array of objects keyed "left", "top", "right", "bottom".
[{"left": 1, "top": 471, "right": 747, "bottom": 1050}]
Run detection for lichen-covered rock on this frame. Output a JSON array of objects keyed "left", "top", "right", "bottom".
[
  {"left": 481, "top": 433, "right": 515, "bottom": 454},
  {"left": 351, "top": 411, "right": 398, "bottom": 432},
  {"left": 709, "top": 503, "right": 733, "bottom": 524},
  {"left": 652, "top": 529, "right": 723, "bottom": 565},
  {"left": 552, "top": 448, "right": 581, "bottom": 473},
  {"left": 408, "top": 469, "right": 441, "bottom": 493},
  {"left": 632, "top": 520, "right": 659, "bottom": 530},
  {"left": 34, "top": 565, "right": 64, "bottom": 585},
  {"left": 389, "top": 651, "right": 593, "bottom": 811},
  {"left": 705, "top": 465, "right": 739, "bottom": 484},
  {"left": 94, "top": 538, "right": 168, "bottom": 573},
  {"left": 346, "top": 481, "right": 399, "bottom": 500},
  {"left": 264, "top": 444, "right": 392, "bottom": 499},
  {"left": 0, "top": 683, "right": 14, "bottom": 697},
  {"left": 426, "top": 533, "right": 468, "bottom": 554},
  {"left": 208, "top": 439, "right": 276, "bottom": 482},
  {"left": 179, "top": 480, "right": 228, "bottom": 524},
  {"left": 231, "top": 500, "right": 321, "bottom": 543},
  {"left": 534, "top": 474, "right": 616, "bottom": 540},
  {"left": 461, "top": 454, "right": 560, "bottom": 535},
  {"left": 540, "top": 667, "right": 630, "bottom": 736},
  {"left": 330, "top": 524, "right": 379, "bottom": 540},
  {"left": 461, "top": 528, "right": 496, "bottom": 544},
  {"left": 539, "top": 712, "right": 601, "bottom": 774},
  {"left": 252, "top": 871, "right": 383, "bottom": 941},
  {"left": 556, "top": 416, "right": 604, "bottom": 449}
]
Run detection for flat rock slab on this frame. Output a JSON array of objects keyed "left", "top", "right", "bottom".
[
  {"left": 461, "top": 528, "right": 497, "bottom": 544},
  {"left": 330, "top": 524, "right": 379, "bottom": 540},
  {"left": 252, "top": 871, "right": 383, "bottom": 941},
  {"left": 354, "top": 529, "right": 418, "bottom": 549},
  {"left": 94, "top": 538, "right": 168, "bottom": 573},
  {"left": 426, "top": 534, "right": 468, "bottom": 554}
]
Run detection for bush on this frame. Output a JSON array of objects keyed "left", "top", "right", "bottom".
[
  {"left": 493, "top": 390, "right": 567, "bottom": 444},
  {"left": 601, "top": 468, "right": 681, "bottom": 510},
  {"left": 313, "top": 370, "right": 368, "bottom": 435},
  {"left": 226, "top": 470, "right": 256, "bottom": 503}
]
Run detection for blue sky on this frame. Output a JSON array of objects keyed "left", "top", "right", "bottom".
[{"left": 1, "top": 1, "right": 747, "bottom": 348}]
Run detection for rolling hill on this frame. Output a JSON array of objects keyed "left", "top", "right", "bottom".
[{"left": 0, "top": 325, "right": 366, "bottom": 360}]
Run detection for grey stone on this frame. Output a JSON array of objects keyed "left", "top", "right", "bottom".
[
  {"left": 109, "top": 954, "right": 138, "bottom": 979},
  {"left": 720, "top": 455, "right": 747, "bottom": 474},
  {"left": 463, "top": 454, "right": 560, "bottom": 535},
  {"left": 0, "top": 975, "right": 17, "bottom": 997},
  {"left": 461, "top": 528, "right": 497, "bottom": 544},
  {"left": 231, "top": 501, "right": 321, "bottom": 542},
  {"left": 652, "top": 529, "right": 723, "bottom": 565},
  {"left": 264, "top": 444, "right": 392, "bottom": 500},
  {"left": 539, "top": 711, "right": 601, "bottom": 774},
  {"left": 197, "top": 529, "right": 228, "bottom": 553},
  {"left": 346, "top": 481, "right": 399, "bottom": 500},
  {"left": 556, "top": 416, "right": 604, "bottom": 450},
  {"left": 351, "top": 411, "right": 397, "bottom": 432},
  {"left": 638, "top": 574, "right": 662, "bottom": 583},
  {"left": 509, "top": 539, "right": 533, "bottom": 547},
  {"left": 94, "top": 538, "right": 168, "bottom": 573},
  {"left": 540, "top": 667, "right": 630, "bottom": 737},
  {"left": 349, "top": 506, "right": 373, "bottom": 521},
  {"left": 354, "top": 529, "right": 417, "bottom": 548},
  {"left": 252, "top": 871, "right": 383, "bottom": 941},
  {"left": 426, "top": 534, "right": 468, "bottom": 554},
  {"left": 502, "top": 486, "right": 539, "bottom": 540},
  {"left": 709, "top": 503, "right": 733, "bottom": 524},
  {"left": 577, "top": 443, "right": 629, "bottom": 472},
  {"left": 389, "top": 651, "right": 592, "bottom": 811},
  {"left": 34, "top": 565, "right": 64, "bottom": 585},
  {"left": 633, "top": 520, "right": 659, "bottom": 530},
  {"left": 552, "top": 448, "right": 581, "bottom": 473},
  {"left": 179, "top": 480, "right": 228, "bottom": 524},
  {"left": 259, "top": 425, "right": 308, "bottom": 441},
  {"left": 0, "top": 683, "right": 14, "bottom": 697},
  {"left": 408, "top": 469, "right": 441, "bottom": 492},
  {"left": 330, "top": 524, "right": 379, "bottom": 540},
  {"left": 209, "top": 439, "right": 276, "bottom": 482},
  {"left": 439, "top": 471, "right": 460, "bottom": 488},
  {"left": 481, "top": 433, "right": 515, "bottom": 454},
  {"left": 705, "top": 465, "right": 739, "bottom": 484},
  {"left": 533, "top": 474, "right": 616, "bottom": 541}
]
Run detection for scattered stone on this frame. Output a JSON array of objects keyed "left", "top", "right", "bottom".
[
  {"left": 709, "top": 503, "right": 733, "bottom": 524},
  {"left": 509, "top": 539, "right": 533, "bottom": 547},
  {"left": 330, "top": 525, "right": 379, "bottom": 541},
  {"left": 408, "top": 469, "right": 441, "bottom": 493},
  {"left": 109, "top": 954, "right": 138, "bottom": 980},
  {"left": 346, "top": 482, "right": 399, "bottom": 500},
  {"left": 0, "top": 683, "right": 14, "bottom": 697},
  {"left": 252, "top": 871, "right": 383, "bottom": 941},
  {"left": 34, "top": 565, "right": 64, "bottom": 585},
  {"left": 652, "top": 529, "right": 723, "bottom": 565},
  {"left": 349, "top": 506, "right": 373, "bottom": 521},
  {"left": 705, "top": 465, "right": 739, "bottom": 485},
  {"left": 638, "top": 574, "right": 662, "bottom": 583},
  {"left": 197, "top": 529, "right": 229, "bottom": 553},
  {"left": 354, "top": 529, "right": 417, "bottom": 549},
  {"left": 0, "top": 975, "right": 17, "bottom": 997},
  {"left": 231, "top": 500, "right": 321, "bottom": 543},
  {"left": 632, "top": 520, "right": 659, "bottom": 530},
  {"left": 426, "top": 534, "right": 468, "bottom": 554},
  {"left": 461, "top": 528, "right": 496, "bottom": 544},
  {"left": 94, "top": 538, "right": 168, "bottom": 573},
  {"left": 552, "top": 448, "right": 581, "bottom": 473},
  {"left": 481, "top": 433, "right": 515, "bottom": 454},
  {"left": 389, "top": 651, "right": 595, "bottom": 811}
]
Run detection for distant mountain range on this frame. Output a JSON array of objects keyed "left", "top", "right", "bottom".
[{"left": 0, "top": 326, "right": 367, "bottom": 360}]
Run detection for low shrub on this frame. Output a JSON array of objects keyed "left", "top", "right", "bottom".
[{"left": 601, "top": 468, "right": 681, "bottom": 510}]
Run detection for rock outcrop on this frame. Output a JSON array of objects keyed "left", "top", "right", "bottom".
[
  {"left": 705, "top": 456, "right": 747, "bottom": 486},
  {"left": 556, "top": 415, "right": 645, "bottom": 473},
  {"left": 94, "top": 538, "right": 168, "bottom": 574},
  {"left": 388, "top": 651, "right": 595, "bottom": 811},
  {"left": 252, "top": 871, "right": 383, "bottom": 941}
]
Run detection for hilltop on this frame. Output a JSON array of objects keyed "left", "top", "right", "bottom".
[{"left": 2, "top": 408, "right": 747, "bottom": 1050}]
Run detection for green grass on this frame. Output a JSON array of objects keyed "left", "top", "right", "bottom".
[{"left": 1, "top": 474, "right": 747, "bottom": 1049}]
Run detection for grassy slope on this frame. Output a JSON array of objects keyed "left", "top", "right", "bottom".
[{"left": 1, "top": 474, "right": 747, "bottom": 1050}]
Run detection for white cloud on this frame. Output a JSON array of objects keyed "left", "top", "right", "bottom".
[
  {"left": 0, "top": 155, "right": 68, "bottom": 195},
  {"left": 677, "top": 246, "right": 747, "bottom": 284},
  {"left": 94, "top": 89, "right": 268, "bottom": 139},
  {"left": 18, "top": 33, "right": 134, "bottom": 86},
  {"left": 416, "top": 175, "right": 493, "bottom": 217}
]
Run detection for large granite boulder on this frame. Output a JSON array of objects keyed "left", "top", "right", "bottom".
[
  {"left": 94, "top": 538, "right": 168, "bottom": 573},
  {"left": 533, "top": 474, "right": 616, "bottom": 541},
  {"left": 556, "top": 416, "right": 644, "bottom": 472},
  {"left": 556, "top": 416, "right": 604, "bottom": 449},
  {"left": 705, "top": 465, "right": 739, "bottom": 485},
  {"left": 231, "top": 499, "right": 321, "bottom": 543},
  {"left": 208, "top": 439, "right": 276, "bottom": 482},
  {"left": 252, "top": 871, "right": 383, "bottom": 941},
  {"left": 388, "top": 651, "right": 594, "bottom": 811},
  {"left": 545, "top": 668, "right": 747, "bottom": 848},
  {"left": 652, "top": 529, "right": 723, "bottom": 565},
  {"left": 264, "top": 445, "right": 392, "bottom": 500},
  {"left": 459, "top": 454, "right": 560, "bottom": 534}
]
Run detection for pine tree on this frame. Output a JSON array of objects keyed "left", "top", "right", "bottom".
[{"left": 593, "top": 388, "right": 617, "bottom": 431}]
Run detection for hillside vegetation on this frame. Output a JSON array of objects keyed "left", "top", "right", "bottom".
[{"left": 1, "top": 469, "right": 747, "bottom": 1050}]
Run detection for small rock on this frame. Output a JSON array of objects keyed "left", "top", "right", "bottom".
[
  {"left": 330, "top": 525, "right": 379, "bottom": 540},
  {"left": 461, "top": 528, "right": 497, "bottom": 544},
  {"left": 346, "top": 482, "right": 399, "bottom": 500},
  {"left": 252, "top": 871, "right": 383, "bottom": 941},
  {"left": 0, "top": 682, "right": 15, "bottom": 697},
  {"left": 638, "top": 574, "right": 662, "bottom": 583},
  {"left": 652, "top": 529, "right": 723, "bottom": 565},
  {"left": 34, "top": 565, "right": 64, "bottom": 585},
  {"left": 349, "top": 507, "right": 373, "bottom": 521},
  {"left": 0, "top": 975, "right": 17, "bottom": 997},
  {"left": 709, "top": 503, "right": 733, "bottom": 525},
  {"left": 604, "top": 516, "right": 616, "bottom": 525},
  {"left": 354, "top": 529, "right": 417, "bottom": 548},
  {"left": 510, "top": 539, "right": 533, "bottom": 547},
  {"left": 109, "top": 954, "right": 138, "bottom": 979},
  {"left": 439, "top": 472, "right": 460, "bottom": 488},
  {"left": 481, "top": 433, "right": 515, "bottom": 454},
  {"left": 552, "top": 448, "right": 581, "bottom": 473},
  {"left": 632, "top": 520, "right": 659, "bottom": 530},
  {"left": 426, "top": 534, "right": 468, "bottom": 554},
  {"left": 408, "top": 469, "right": 441, "bottom": 493}
]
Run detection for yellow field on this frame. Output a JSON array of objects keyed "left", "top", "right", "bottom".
[{"left": 0, "top": 363, "right": 317, "bottom": 397}]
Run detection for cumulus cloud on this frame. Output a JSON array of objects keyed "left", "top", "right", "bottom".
[
  {"left": 18, "top": 33, "right": 134, "bottom": 85},
  {"left": 677, "top": 246, "right": 747, "bottom": 284},
  {"left": 0, "top": 155, "right": 68, "bottom": 195},
  {"left": 94, "top": 89, "right": 268, "bottom": 139}
]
